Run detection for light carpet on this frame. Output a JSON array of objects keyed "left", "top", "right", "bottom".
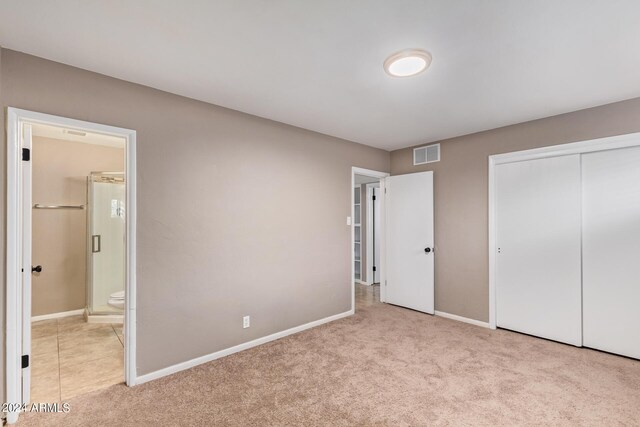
[{"left": 18, "top": 285, "right": 640, "bottom": 426}]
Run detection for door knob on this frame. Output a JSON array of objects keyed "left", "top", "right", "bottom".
[
  {"left": 424, "top": 247, "right": 432, "bottom": 253},
  {"left": 31, "top": 265, "right": 43, "bottom": 273}
]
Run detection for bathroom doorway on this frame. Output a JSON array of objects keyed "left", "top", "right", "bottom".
[
  {"left": 30, "top": 128, "right": 126, "bottom": 403},
  {"left": 6, "top": 108, "right": 137, "bottom": 424}
]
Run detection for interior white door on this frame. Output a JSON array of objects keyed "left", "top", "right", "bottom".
[
  {"left": 385, "top": 172, "right": 434, "bottom": 313},
  {"left": 582, "top": 146, "right": 640, "bottom": 359},
  {"left": 22, "top": 123, "right": 33, "bottom": 404},
  {"left": 495, "top": 155, "right": 582, "bottom": 346},
  {"left": 373, "top": 186, "right": 381, "bottom": 284}
]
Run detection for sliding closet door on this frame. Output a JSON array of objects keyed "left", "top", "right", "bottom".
[
  {"left": 582, "top": 146, "right": 640, "bottom": 359},
  {"left": 495, "top": 155, "right": 582, "bottom": 346}
]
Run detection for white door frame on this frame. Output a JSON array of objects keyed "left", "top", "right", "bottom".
[
  {"left": 5, "top": 108, "right": 137, "bottom": 423},
  {"left": 365, "top": 183, "right": 380, "bottom": 285},
  {"left": 351, "top": 167, "right": 389, "bottom": 310},
  {"left": 488, "top": 131, "right": 640, "bottom": 330}
]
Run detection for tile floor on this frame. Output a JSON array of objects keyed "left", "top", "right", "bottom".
[
  {"left": 30, "top": 315, "right": 124, "bottom": 403},
  {"left": 355, "top": 282, "right": 380, "bottom": 308}
]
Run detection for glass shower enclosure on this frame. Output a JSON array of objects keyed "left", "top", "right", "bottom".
[{"left": 86, "top": 172, "right": 125, "bottom": 315}]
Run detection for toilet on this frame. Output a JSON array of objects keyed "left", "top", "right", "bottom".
[{"left": 108, "top": 290, "right": 125, "bottom": 310}]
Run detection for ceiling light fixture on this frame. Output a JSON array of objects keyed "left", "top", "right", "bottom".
[{"left": 384, "top": 49, "right": 432, "bottom": 78}]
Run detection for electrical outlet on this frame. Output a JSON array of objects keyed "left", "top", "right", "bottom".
[{"left": 243, "top": 315, "right": 250, "bottom": 329}]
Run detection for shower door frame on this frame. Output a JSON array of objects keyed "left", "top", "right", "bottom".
[
  {"left": 6, "top": 108, "right": 137, "bottom": 424},
  {"left": 87, "top": 172, "right": 127, "bottom": 316}
]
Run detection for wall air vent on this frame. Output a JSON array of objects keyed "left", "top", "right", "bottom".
[{"left": 413, "top": 143, "right": 440, "bottom": 165}]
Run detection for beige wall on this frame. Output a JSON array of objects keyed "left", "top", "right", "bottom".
[
  {"left": 32, "top": 136, "right": 124, "bottom": 316},
  {"left": 0, "top": 48, "right": 389, "bottom": 390},
  {"left": 390, "top": 97, "right": 640, "bottom": 322}
]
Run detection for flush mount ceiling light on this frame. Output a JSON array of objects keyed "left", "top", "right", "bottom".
[{"left": 384, "top": 49, "right": 432, "bottom": 77}]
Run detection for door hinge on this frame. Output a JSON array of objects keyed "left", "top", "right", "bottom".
[
  {"left": 22, "top": 148, "right": 31, "bottom": 161},
  {"left": 21, "top": 355, "right": 29, "bottom": 369},
  {"left": 373, "top": 266, "right": 377, "bottom": 272},
  {"left": 372, "top": 195, "right": 376, "bottom": 201}
]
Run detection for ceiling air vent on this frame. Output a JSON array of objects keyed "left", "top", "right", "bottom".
[{"left": 413, "top": 143, "right": 440, "bottom": 165}]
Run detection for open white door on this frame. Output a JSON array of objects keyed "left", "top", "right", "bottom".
[
  {"left": 372, "top": 186, "right": 381, "bottom": 284},
  {"left": 365, "top": 184, "right": 381, "bottom": 285},
  {"left": 384, "top": 172, "right": 434, "bottom": 313},
  {"left": 21, "top": 123, "right": 33, "bottom": 405}
]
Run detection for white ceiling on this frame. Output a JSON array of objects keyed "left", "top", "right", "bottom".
[{"left": 2, "top": 1, "right": 640, "bottom": 151}]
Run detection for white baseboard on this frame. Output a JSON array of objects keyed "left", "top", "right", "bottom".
[
  {"left": 87, "top": 314, "right": 124, "bottom": 324},
  {"left": 355, "top": 280, "right": 369, "bottom": 286},
  {"left": 31, "top": 309, "right": 84, "bottom": 322},
  {"left": 136, "top": 309, "right": 354, "bottom": 385},
  {"left": 434, "top": 310, "right": 491, "bottom": 329}
]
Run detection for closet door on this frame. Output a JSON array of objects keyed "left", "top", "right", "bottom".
[
  {"left": 582, "top": 146, "right": 640, "bottom": 359},
  {"left": 495, "top": 155, "right": 582, "bottom": 345}
]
